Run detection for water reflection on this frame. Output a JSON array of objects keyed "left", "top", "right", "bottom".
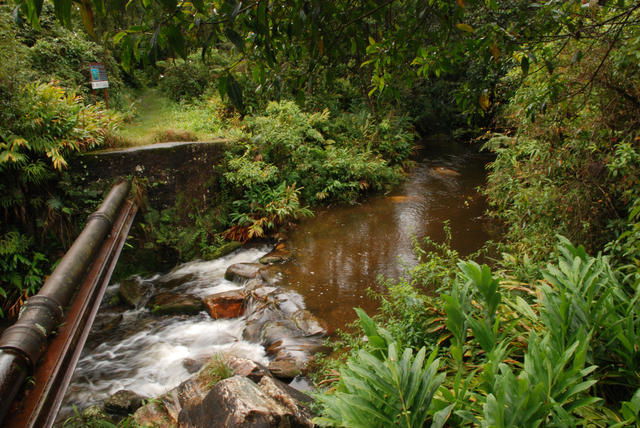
[{"left": 281, "top": 142, "right": 494, "bottom": 330}]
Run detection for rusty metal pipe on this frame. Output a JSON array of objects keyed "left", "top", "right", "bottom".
[{"left": 0, "top": 180, "right": 131, "bottom": 422}]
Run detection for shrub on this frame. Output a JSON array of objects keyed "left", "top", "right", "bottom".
[
  {"left": 483, "top": 31, "right": 640, "bottom": 259},
  {"left": 0, "top": 80, "right": 122, "bottom": 318}
]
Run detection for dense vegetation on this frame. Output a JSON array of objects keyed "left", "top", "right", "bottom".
[{"left": 2, "top": 0, "right": 640, "bottom": 425}]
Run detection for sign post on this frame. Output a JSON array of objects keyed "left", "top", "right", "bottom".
[{"left": 89, "top": 63, "right": 110, "bottom": 109}]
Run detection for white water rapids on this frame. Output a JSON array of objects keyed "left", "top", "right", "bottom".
[{"left": 59, "top": 245, "right": 273, "bottom": 420}]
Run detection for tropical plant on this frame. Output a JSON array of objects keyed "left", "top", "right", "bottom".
[
  {"left": 225, "top": 182, "right": 312, "bottom": 242},
  {"left": 314, "top": 309, "right": 446, "bottom": 428}
]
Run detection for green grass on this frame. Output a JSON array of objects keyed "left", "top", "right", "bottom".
[{"left": 111, "top": 89, "right": 243, "bottom": 148}]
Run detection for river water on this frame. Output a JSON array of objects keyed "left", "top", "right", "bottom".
[
  {"left": 281, "top": 141, "right": 493, "bottom": 329},
  {"left": 59, "top": 140, "right": 493, "bottom": 419}
]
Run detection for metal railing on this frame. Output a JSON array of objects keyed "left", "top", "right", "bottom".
[{"left": 0, "top": 180, "right": 137, "bottom": 427}]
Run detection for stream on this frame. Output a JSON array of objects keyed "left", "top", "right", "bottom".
[{"left": 59, "top": 140, "right": 494, "bottom": 420}]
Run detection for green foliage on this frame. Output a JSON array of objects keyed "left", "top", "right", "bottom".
[
  {"left": 0, "top": 232, "right": 48, "bottom": 317},
  {"left": 0, "top": 13, "right": 123, "bottom": 316},
  {"left": 314, "top": 310, "right": 444, "bottom": 428},
  {"left": 226, "top": 182, "right": 312, "bottom": 242},
  {"left": 140, "top": 195, "right": 233, "bottom": 262},
  {"left": 482, "top": 5, "right": 640, "bottom": 260},
  {"left": 227, "top": 101, "right": 410, "bottom": 205},
  {"left": 157, "top": 57, "right": 215, "bottom": 101},
  {"left": 221, "top": 101, "right": 413, "bottom": 241},
  {"left": 199, "top": 354, "right": 233, "bottom": 389},
  {"left": 317, "top": 236, "right": 640, "bottom": 426}
]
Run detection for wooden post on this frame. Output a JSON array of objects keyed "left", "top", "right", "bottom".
[{"left": 103, "top": 88, "right": 109, "bottom": 109}]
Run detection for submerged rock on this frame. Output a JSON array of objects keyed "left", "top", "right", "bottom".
[
  {"left": 104, "top": 389, "right": 144, "bottom": 415},
  {"left": 203, "top": 290, "right": 246, "bottom": 319},
  {"left": 91, "top": 312, "right": 123, "bottom": 336},
  {"left": 259, "top": 266, "right": 283, "bottom": 285},
  {"left": 156, "top": 272, "right": 198, "bottom": 290},
  {"left": 147, "top": 292, "right": 204, "bottom": 316}
]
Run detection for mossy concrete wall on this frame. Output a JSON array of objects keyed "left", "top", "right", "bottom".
[{"left": 75, "top": 140, "right": 229, "bottom": 209}]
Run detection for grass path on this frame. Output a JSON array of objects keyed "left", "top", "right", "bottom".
[{"left": 113, "top": 89, "right": 237, "bottom": 147}]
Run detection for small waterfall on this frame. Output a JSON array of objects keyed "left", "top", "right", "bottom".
[{"left": 60, "top": 245, "right": 272, "bottom": 419}]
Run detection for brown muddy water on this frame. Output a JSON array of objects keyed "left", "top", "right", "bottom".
[{"left": 279, "top": 141, "right": 495, "bottom": 331}]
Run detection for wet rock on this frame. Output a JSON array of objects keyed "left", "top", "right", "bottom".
[
  {"left": 161, "top": 376, "right": 208, "bottom": 423},
  {"left": 183, "top": 358, "right": 205, "bottom": 374},
  {"left": 259, "top": 266, "right": 283, "bottom": 285},
  {"left": 242, "top": 303, "right": 281, "bottom": 343},
  {"left": 104, "top": 389, "right": 144, "bottom": 415},
  {"left": 257, "top": 375, "right": 313, "bottom": 427},
  {"left": 261, "top": 320, "right": 303, "bottom": 347},
  {"left": 91, "top": 312, "right": 123, "bottom": 335},
  {"left": 267, "top": 337, "right": 332, "bottom": 364},
  {"left": 291, "top": 309, "right": 328, "bottom": 336},
  {"left": 147, "top": 292, "right": 204, "bottom": 316},
  {"left": 250, "top": 286, "right": 279, "bottom": 299},
  {"left": 136, "top": 355, "right": 313, "bottom": 428},
  {"left": 226, "top": 356, "right": 270, "bottom": 383},
  {"left": 268, "top": 359, "right": 301, "bottom": 381},
  {"left": 133, "top": 400, "right": 173, "bottom": 428},
  {"left": 274, "top": 292, "right": 304, "bottom": 315},
  {"left": 224, "top": 263, "right": 264, "bottom": 283},
  {"left": 118, "top": 278, "right": 144, "bottom": 307},
  {"left": 244, "top": 278, "right": 267, "bottom": 291},
  {"left": 432, "top": 166, "right": 461, "bottom": 176},
  {"left": 82, "top": 405, "right": 113, "bottom": 423},
  {"left": 203, "top": 290, "right": 246, "bottom": 319},
  {"left": 259, "top": 248, "right": 292, "bottom": 265},
  {"left": 156, "top": 272, "right": 198, "bottom": 290},
  {"left": 177, "top": 375, "right": 302, "bottom": 428},
  {"left": 206, "top": 240, "right": 242, "bottom": 260}
]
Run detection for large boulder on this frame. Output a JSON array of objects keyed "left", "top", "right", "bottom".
[
  {"left": 177, "top": 375, "right": 311, "bottom": 428},
  {"left": 203, "top": 290, "right": 246, "bottom": 319},
  {"left": 133, "top": 355, "right": 313, "bottom": 428},
  {"left": 147, "top": 292, "right": 204, "bottom": 316}
]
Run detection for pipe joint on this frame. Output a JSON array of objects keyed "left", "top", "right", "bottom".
[
  {"left": 0, "top": 324, "right": 48, "bottom": 369},
  {"left": 87, "top": 211, "right": 114, "bottom": 228}
]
